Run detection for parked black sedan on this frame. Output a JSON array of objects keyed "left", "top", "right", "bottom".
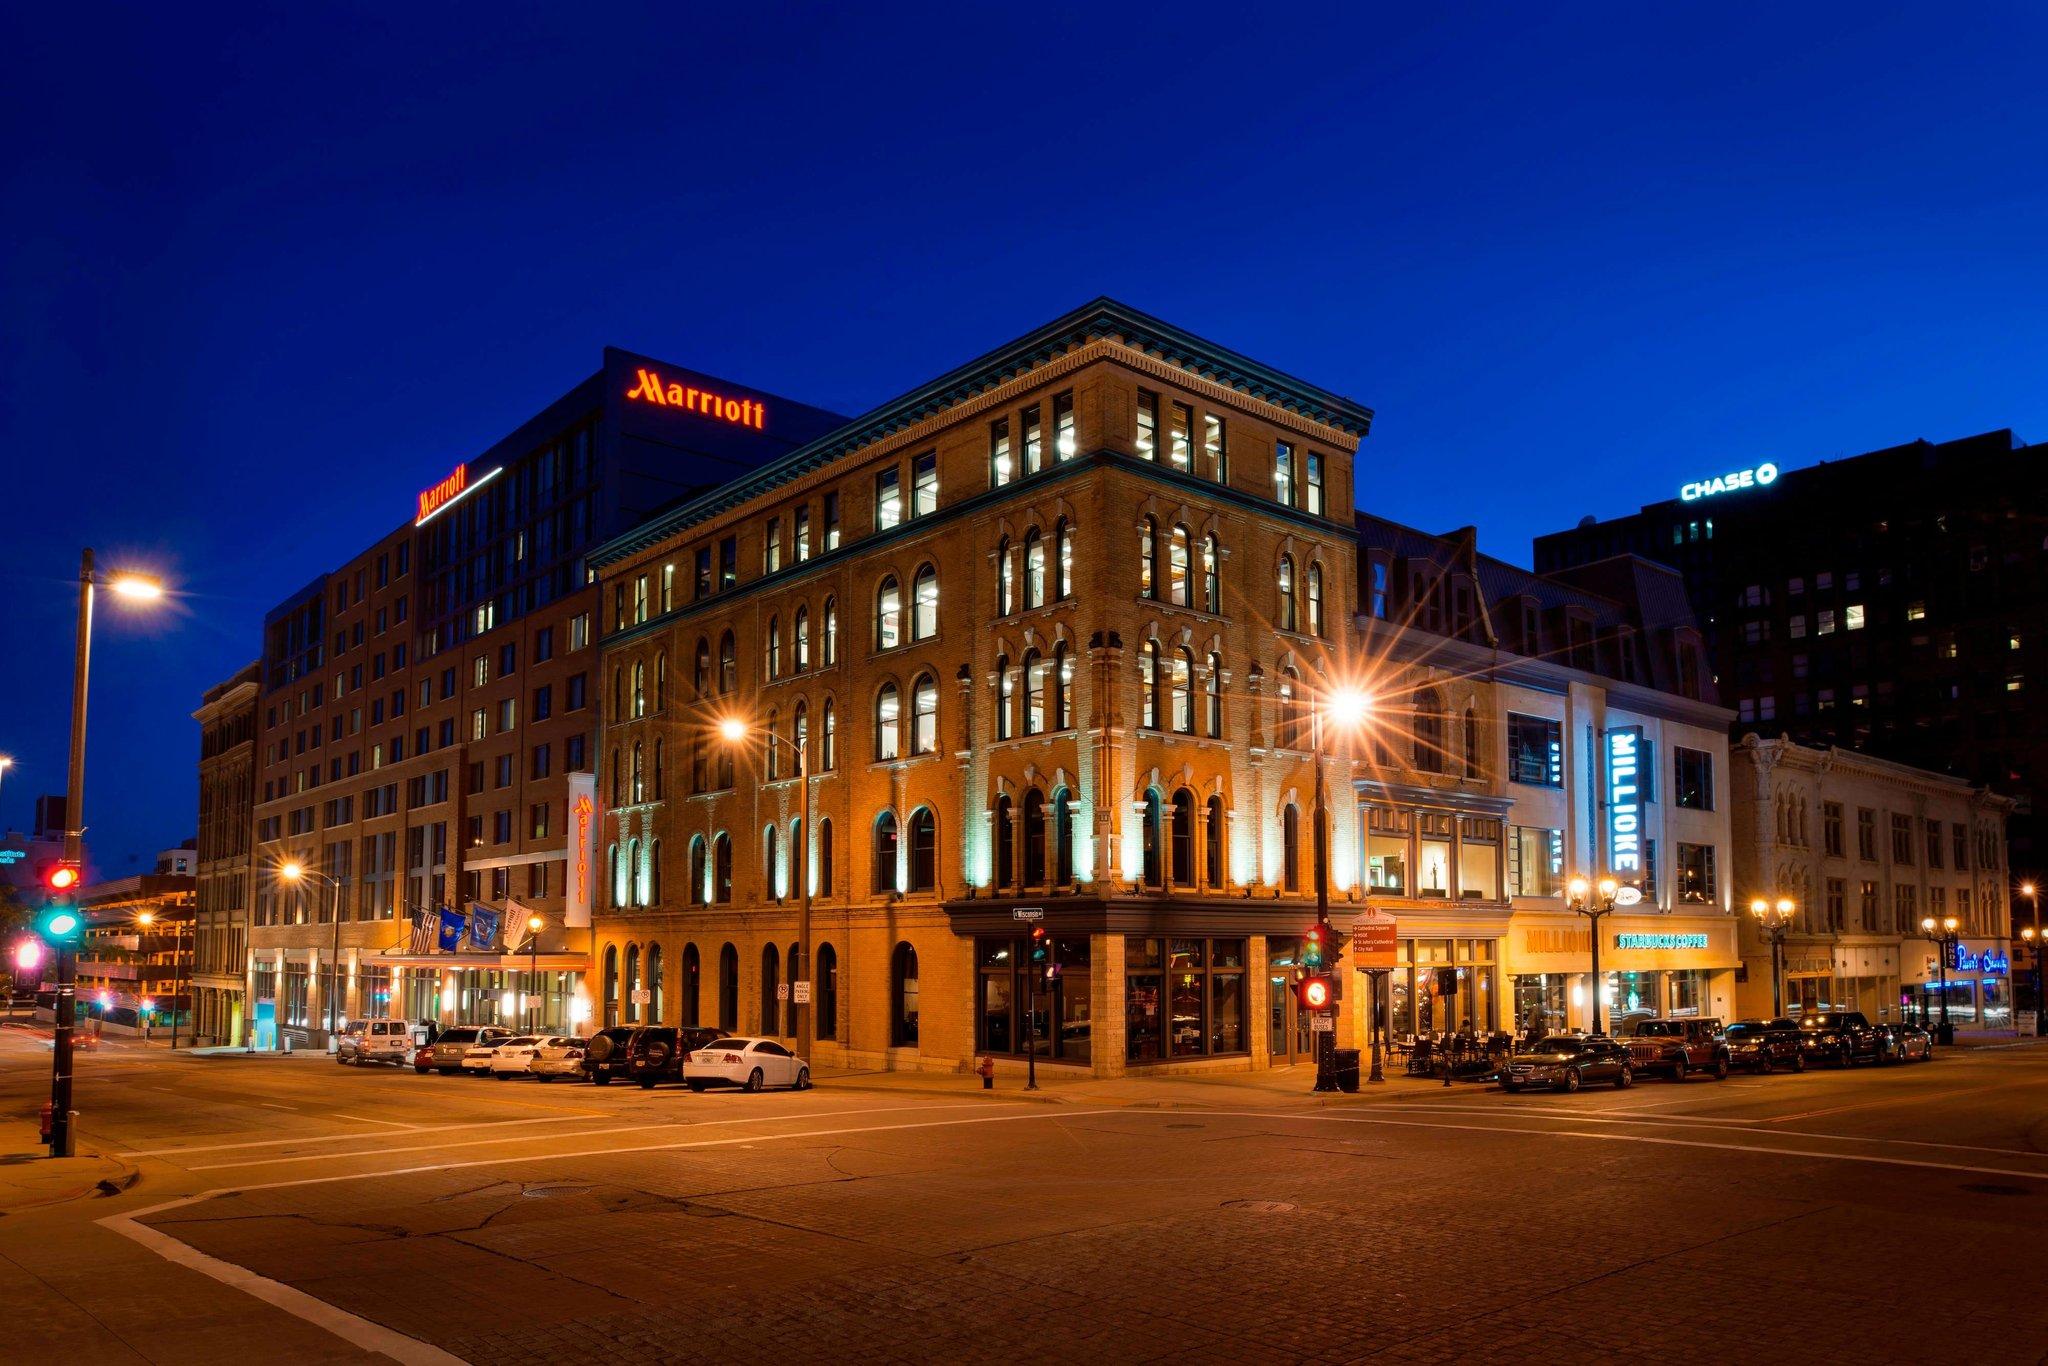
[
  {"left": 1724, "top": 1018, "right": 1806, "bottom": 1073},
  {"left": 1500, "top": 1035, "right": 1633, "bottom": 1093}
]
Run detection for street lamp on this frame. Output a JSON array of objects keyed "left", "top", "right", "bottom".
[
  {"left": 47, "top": 549, "right": 167, "bottom": 1157},
  {"left": 279, "top": 861, "right": 347, "bottom": 1043},
  {"left": 1567, "top": 875, "right": 1621, "bottom": 1035},
  {"left": 1748, "top": 896, "right": 1797, "bottom": 1017},
  {"left": 134, "top": 907, "right": 191, "bottom": 1049},
  {"left": 2020, "top": 881, "right": 2041, "bottom": 1038},
  {"left": 526, "top": 912, "right": 544, "bottom": 1033},
  {"left": 1920, "top": 914, "right": 1962, "bottom": 1046},
  {"left": 1310, "top": 683, "right": 1371, "bottom": 1094},
  {"left": 720, "top": 716, "right": 812, "bottom": 1062}
]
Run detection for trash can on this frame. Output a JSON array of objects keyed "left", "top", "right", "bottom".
[{"left": 1333, "top": 1048, "right": 1362, "bottom": 1093}]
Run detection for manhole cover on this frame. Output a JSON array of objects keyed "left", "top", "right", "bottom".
[
  {"left": 1959, "top": 1183, "right": 2028, "bottom": 1197},
  {"left": 1165, "top": 1123, "right": 1205, "bottom": 1130},
  {"left": 1221, "top": 1199, "right": 1296, "bottom": 1214}
]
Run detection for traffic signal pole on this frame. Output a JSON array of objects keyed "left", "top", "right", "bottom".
[
  {"left": 1311, "top": 754, "right": 1337, "bottom": 1094},
  {"left": 51, "top": 548, "right": 96, "bottom": 1159}
]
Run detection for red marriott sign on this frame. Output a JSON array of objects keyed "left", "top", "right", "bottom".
[
  {"left": 417, "top": 464, "right": 467, "bottom": 522},
  {"left": 625, "top": 367, "right": 766, "bottom": 430}
]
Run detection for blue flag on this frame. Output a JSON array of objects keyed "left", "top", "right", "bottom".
[
  {"left": 436, "top": 906, "right": 464, "bottom": 952},
  {"left": 468, "top": 903, "right": 502, "bottom": 953}
]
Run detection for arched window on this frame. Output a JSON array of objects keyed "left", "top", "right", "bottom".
[
  {"left": 602, "top": 944, "right": 620, "bottom": 1028},
  {"left": 875, "top": 682, "right": 901, "bottom": 760},
  {"left": 1141, "top": 641, "right": 1162, "bottom": 729},
  {"left": 1277, "top": 556, "right": 1297, "bottom": 632},
  {"left": 624, "top": 943, "right": 641, "bottom": 1023},
  {"left": 1463, "top": 705, "right": 1481, "bottom": 778},
  {"left": 689, "top": 836, "right": 707, "bottom": 906},
  {"left": 1054, "top": 643, "right": 1073, "bottom": 730},
  {"left": 765, "top": 708, "right": 781, "bottom": 780},
  {"left": 1282, "top": 803, "right": 1302, "bottom": 892},
  {"left": 652, "top": 739, "right": 664, "bottom": 799},
  {"left": 1024, "top": 530, "right": 1045, "bottom": 609},
  {"left": 718, "top": 630, "right": 737, "bottom": 694},
  {"left": 818, "top": 817, "right": 835, "bottom": 896},
  {"left": 1140, "top": 517, "right": 1159, "bottom": 598},
  {"left": 631, "top": 740, "right": 645, "bottom": 803},
  {"left": 649, "top": 838, "right": 662, "bottom": 904},
  {"left": 682, "top": 943, "right": 700, "bottom": 1026},
  {"left": 1022, "top": 650, "right": 1045, "bottom": 736},
  {"left": 1205, "top": 653, "right": 1223, "bottom": 737},
  {"left": 1053, "top": 787, "right": 1074, "bottom": 884},
  {"left": 908, "top": 807, "right": 937, "bottom": 891},
  {"left": 1055, "top": 518, "right": 1073, "bottom": 599},
  {"left": 612, "top": 667, "right": 624, "bottom": 718},
  {"left": 912, "top": 564, "right": 939, "bottom": 639},
  {"left": 993, "top": 793, "right": 1013, "bottom": 889},
  {"left": 821, "top": 699, "right": 837, "bottom": 770},
  {"left": 715, "top": 732, "right": 735, "bottom": 789},
  {"left": 632, "top": 660, "right": 646, "bottom": 717},
  {"left": 713, "top": 831, "right": 732, "bottom": 903},
  {"left": 794, "top": 607, "right": 810, "bottom": 670},
  {"left": 609, "top": 749, "right": 621, "bottom": 806},
  {"left": 873, "top": 811, "right": 900, "bottom": 894},
  {"left": 609, "top": 840, "right": 625, "bottom": 908},
  {"left": 816, "top": 942, "right": 838, "bottom": 1039},
  {"left": 1141, "top": 789, "right": 1164, "bottom": 888},
  {"left": 1023, "top": 788, "right": 1047, "bottom": 885},
  {"left": 876, "top": 576, "right": 902, "bottom": 650},
  {"left": 791, "top": 817, "right": 805, "bottom": 897},
  {"left": 655, "top": 652, "right": 667, "bottom": 710},
  {"left": 996, "top": 537, "right": 1014, "bottom": 615},
  {"left": 1171, "top": 648, "right": 1194, "bottom": 734},
  {"left": 1307, "top": 563, "right": 1325, "bottom": 637},
  {"left": 647, "top": 943, "right": 664, "bottom": 1023},
  {"left": 1171, "top": 788, "right": 1196, "bottom": 885},
  {"left": 891, "top": 942, "right": 920, "bottom": 1046},
  {"left": 912, "top": 673, "right": 938, "bottom": 754},
  {"left": 1279, "top": 666, "right": 1303, "bottom": 750},
  {"left": 1414, "top": 687, "right": 1446, "bottom": 774},
  {"left": 1169, "top": 526, "right": 1191, "bottom": 606},
  {"left": 761, "top": 943, "right": 780, "bottom": 1034},
  {"left": 766, "top": 616, "right": 782, "bottom": 678},
  {"left": 693, "top": 637, "right": 711, "bottom": 697},
  {"left": 793, "top": 702, "right": 809, "bottom": 774},
  {"left": 823, "top": 597, "right": 838, "bottom": 664},
  {"left": 1202, "top": 534, "right": 1220, "bottom": 612},
  {"left": 1205, "top": 795, "right": 1226, "bottom": 887},
  {"left": 718, "top": 943, "right": 738, "bottom": 1032},
  {"left": 764, "top": 824, "right": 781, "bottom": 900},
  {"left": 632, "top": 837, "right": 649, "bottom": 906},
  {"left": 690, "top": 734, "right": 707, "bottom": 793}
]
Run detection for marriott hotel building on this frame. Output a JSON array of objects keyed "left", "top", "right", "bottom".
[{"left": 243, "top": 350, "right": 843, "bottom": 1048}]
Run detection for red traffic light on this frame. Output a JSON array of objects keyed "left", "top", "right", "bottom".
[
  {"left": 1297, "top": 975, "right": 1332, "bottom": 1011},
  {"left": 46, "top": 863, "right": 80, "bottom": 892}
]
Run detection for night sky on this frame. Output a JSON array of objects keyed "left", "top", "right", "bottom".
[{"left": 5, "top": 4, "right": 2046, "bottom": 873}]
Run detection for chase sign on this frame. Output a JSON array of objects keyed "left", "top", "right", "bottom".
[{"left": 1680, "top": 462, "right": 1778, "bottom": 502}]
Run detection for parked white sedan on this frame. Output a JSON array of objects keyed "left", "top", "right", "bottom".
[
  {"left": 461, "top": 1035, "right": 523, "bottom": 1074},
  {"left": 488, "top": 1035, "right": 587, "bottom": 1080},
  {"left": 683, "top": 1036, "right": 811, "bottom": 1092}
]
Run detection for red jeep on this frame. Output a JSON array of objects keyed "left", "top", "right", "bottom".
[{"left": 1624, "top": 1017, "right": 1731, "bottom": 1082}]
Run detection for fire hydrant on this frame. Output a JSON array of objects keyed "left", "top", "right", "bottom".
[
  {"left": 976, "top": 1056, "right": 995, "bottom": 1090},
  {"left": 39, "top": 1101, "right": 54, "bottom": 1144}
]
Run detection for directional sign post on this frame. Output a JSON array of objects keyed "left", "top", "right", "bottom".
[
  {"left": 1013, "top": 909, "right": 1044, "bottom": 1088},
  {"left": 1351, "top": 909, "right": 1398, "bottom": 1083}
]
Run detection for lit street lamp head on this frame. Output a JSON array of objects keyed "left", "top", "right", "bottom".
[
  {"left": 1596, "top": 877, "right": 1619, "bottom": 900},
  {"left": 1921, "top": 916, "right": 1936, "bottom": 933},
  {"left": 1749, "top": 897, "right": 1768, "bottom": 917},
  {"left": 108, "top": 573, "right": 165, "bottom": 601},
  {"left": 2023, "top": 881, "right": 2038, "bottom": 898},
  {"left": 1943, "top": 916, "right": 1959, "bottom": 933},
  {"left": 279, "top": 860, "right": 305, "bottom": 882},
  {"left": 718, "top": 717, "right": 749, "bottom": 743},
  {"left": 1326, "top": 686, "right": 1372, "bottom": 730},
  {"left": 136, "top": 911, "right": 154, "bottom": 926},
  {"left": 1567, "top": 876, "right": 1590, "bottom": 901},
  {"left": 1775, "top": 897, "right": 1794, "bottom": 916},
  {"left": 528, "top": 914, "right": 544, "bottom": 933}
]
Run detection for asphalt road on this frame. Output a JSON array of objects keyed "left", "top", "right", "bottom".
[{"left": 4, "top": 1029, "right": 2047, "bottom": 1364}]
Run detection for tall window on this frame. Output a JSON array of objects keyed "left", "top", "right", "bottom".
[
  {"left": 816, "top": 942, "right": 838, "bottom": 1038},
  {"left": 1170, "top": 788, "right": 1195, "bottom": 884},
  {"left": 765, "top": 517, "right": 783, "bottom": 573},
  {"left": 874, "top": 812, "right": 899, "bottom": 894},
  {"left": 891, "top": 942, "right": 920, "bottom": 1046},
  {"left": 1054, "top": 643, "right": 1074, "bottom": 730},
  {"left": 1171, "top": 649, "right": 1194, "bottom": 734},
  {"left": 1277, "top": 556, "right": 1297, "bottom": 631},
  {"left": 1282, "top": 803, "right": 1302, "bottom": 891},
  {"left": 794, "top": 607, "right": 810, "bottom": 670},
  {"left": 912, "top": 564, "right": 939, "bottom": 639},
  {"left": 764, "top": 825, "right": 782, "bottom": 899},
  {"left": 1022, "top": 789, "right": 1047, "bottom": 884},
  {"left": 761, "top": 944, "right": 780, "bottom": 1033},
  {"left": 1205, "top": 653, "right": 1223, "bottom": 737},
  {"left": 1021, "top": 404, "right": 1043, "bottom": 476},
  {"left": 1141, "top": 641, "right": 1161, "bottom": 729},
  {"left": 1203, "top": 414, "right": 1226, "bottom": 482},
  {"left": 1136, "top": 390, "right": 1159, "bottom": 460},
  {"left": 1053, "top": 788, "right": 1074, "bottom": 884},
  {"left": 1305, "top": 452, "right": 1324, "bottom": 515},
  {"left": 995, "top": 655, "right": 1014, "bottom": 740},
  {"left": 818, "top": 818, "right": 834, "bottom": 896},
  {"left": 794, "top": 505, "right": 811, "bottom": 562},
  {"left": 822, "top": 699, "right": 836, "bottom": 769},
  {"left": 997, "top": 537, "right": 1014, "bottom": 615},
  {"left": 823, "top": 491, "right": 840, "bottom": 550},
  {"left": 911, "top": 673, "right": 938, "bottom": 754},
  {"left": 875, "top": 682, "right": 901, "bottom": 760},
  {"left": 1169, "top": 401, "right": 1193, "bottom": 472},
  {"left": 682, "top": 943, "right": 700, "bottom": 1025},
  {"left": 1674, "top": 747, "right": 1715, "bottom": 810},
  {"left": 1278, "top": 667, "right": 1303, "bottom": 750},
  {"left": 1414, "top": 688, "right": 1446, "bottom": 773},
  {"left": 1055, "top": 519, "right": 1073, "bottom": 599},
  {"left": 876, "top": 576, "right": 902, "bottom": 650},
  {"left": 689, "top": 836, "right": 708, "bottom": 905},
  {"left": 693, "top": 637, "right": 711, "bottom": 697},
  {"left": 765, "top": 617, "right": 781, "bottom": 678},
  {"left": 1202, "top": 535, "right": 1219, "bottom": 612},
  {"left": 1205, "top": 795, "right": 1226, "bottom": 886},
  {"left": 1139, "top": 518, "right": 1158, "bottom": 598},
  {"left": 911, "top": 450, "right": 938, "bottom": 517},
  {"left": 1306, "top": 564, "right": 1324, "bottom": 637},
  {"left": 1022, "top": 650, "right": 1046, "bottom": 736},
  {"left": 1142, "top": 789, "right": 1164, "bottom": 888},
  {"left": 1169, "top": 526, "right": 1191, "bottom": 606},
  {"left": 908, "top": 808, "right": 937, "bottom": 891},
  {"left": 1274, "top": 442, "right": 1295, "bottom": 507},
  {"left": 823, "top": 598, "right": 838, "bottom": 664},
  {"left": 718, "top": 631, "right": 736, "bottom": 694},
  {"left": 990, "top": 417, "right": 1013, "bottom": 486},
  {"left": 1506, "top": 713, "right": 1564, "bottom": 787},
  {"left": 713, "top": 832, "right": 732, "bottom": 903},
  {"left": 875, "top": 466, "right": 902, "bottom": 530},
  {"left": 994, "top": 793, "right": 1014, "bottom": 888},
  {"left": 718, "top": 943, "right": 738, "bottom": 1032},
  {"left": 1054, "top": 391, "right": 1076, "bottom": 461},
  {"left": 1023, "top": 531, "right": 1046, "bottom": 608}
]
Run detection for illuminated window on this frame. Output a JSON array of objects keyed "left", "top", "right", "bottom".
[
  {"left": 875, "top": 683, "right": 901, "bottom": 761},
  {"left": 1024, "top": 530, "right": 1045, "bottom": 609},
  {"left": 823, "top": 598, "right": 838, "bottom": 664},
  {"left": 1202, "top": 534, "right": 1220, "bottom": 611},
  {"left": 1170, "top": 649, "right": 1194, "bottom": 734},
  {"left": 1273, "top": 442, "right": 1295, "bottom": 507},
  {"left": 794, "top": 506, "right": 811, "bottom": 561},
  {"left": 990, "top": 417, "right": 1013, "bottom": 487},
  {"left": 1021, "top": 404, "right": 1043, "bottom": 476},
  {"left": 1845, "top": 604, "right": 1865, "bottom": 631},
  {"left": 912, "top": 674, "right": 938, "bottom": 754},
  {"left": 1277, "top": 556, "right": 1297, "bottom": 632},
  {"left": 1140, "top": 641, "right": 1161, "bottom": 729},
  {"left": 1203, "top": 414, "right": 1226, "bottom": 482},
  {"left": 1306, "top": 452, "right": 1324, "bottom": 515},
  {"left": 1023, "top": 650, "right": 1046, "bottom": 736},
  {"left": 765, "top": 518, "right": 783, "bottom": 573},
  {"left": 1905, "top": 601, "right": 1925, "bottom": 621},
  {"left": 875, "top": 468, "right": 902, "bottom": 531},
  {"left": 1168, "top": 526, "right": 1191, "bottom": 606},
  {"left": 911, "top": 564, "right": 938, "bottom": 640},
  {"left": 1056, "top": 519, "right": 1074, "bottom": 599},
  {"left": 1139, "top": 517, "right": 1158, "bottom": 598},
  {"left": 1054, "top": 391, "right": 1076, "bottom": 461},
  {"left": 823, "top": 492, "right": 841, "bottom": 551},
  {"left": 994, "top": 655, "right": 1013, "bottom": 740},
  {"left": 1169, "top": 402, "right": 1193, "bottom": 472},
  {"left": 1306, "top": 563, "right": 1324, "bottom": 637},
  {"left": 794, "top": 608, "right": 810, "bottom": 670},
  {"left": 876, "top": 577, "right": 902, "bottom": 650},
  {"left": 911, "top": 451, "right": 938, "bottom": 518},
  {"left": 1136, "top": 390, "right": 1159, "bottom": 460},
  {"left": 1817, "top": 609, "right": 1837, "bottom": 636}
]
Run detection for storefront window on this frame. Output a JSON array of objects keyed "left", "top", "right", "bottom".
[
  {"left": 1507, "top": 826, "right": 1563, "bottom": 897},
  {"left": 1457, "top": 819, "right": 1500, "bottom": 900},
  {"left": 1981, "top": 977, "right": 2011, "bottom": 1028},
  {"left": 1127, "top": 936, "right": 1244, "bottom": 1062},
  {"left": 1417, "top": 828, "right": 1452, "bottom": 898},
  {"left": 1367, "top": 833, "right": 1408, "bottom": 893},
  {"left": 1606, "top": 970, "right": 1663, "bottom": 1027},
  {"left": 1668, "top": 969, "right": 1706, "bottom": 1017},
  {"left": 1390, "top": 938, "right": 1499, "bottom": 1036},
  {"left": 978, "top": 935, "right": 1090, "bottom": 1062},
  {"left": 1512, "top": 974, "right": 1568, "bottom": 1038}
]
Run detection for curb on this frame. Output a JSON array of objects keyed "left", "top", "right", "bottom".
[
  {"left": 0, "top": 1155, "right": 141, "bottom": 1217},
  {"left": 816, "top": 1078, "right": 1074, "bottom": 1105}
]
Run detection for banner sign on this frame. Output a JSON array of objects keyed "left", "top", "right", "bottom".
[
  {"left": 1606, "top": 726, "right": 1644, "bottom": 883},
  {"left": 467, "top": 904, "right": 501, "bottom": 952},
  {"left": 1349, "top": 909, "right": 1398, "bottom": 970},
  {"left": 565, "top": 771, "right": 597, "bottom": 929},
  {"left": 435, "top": 906, "right": 465, "bottom": 952}
]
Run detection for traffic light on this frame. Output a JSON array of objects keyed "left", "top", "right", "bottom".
[
  {"left": 37, "top": 862, "right": 83, "bottom": 947},
  {"left": 1303, "top": 924, "right": 1326, "bottom": 972},
  {"left": 1029, "top": 925, "right": 1049, "bottom": 966},
  {"left": 45, "top": 863, "right": 79, "bottom": 892},
  {"left": 1297, "top": 975, "right": 1332, "bottom": 1011}
]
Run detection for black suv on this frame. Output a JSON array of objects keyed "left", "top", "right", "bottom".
[
  {"left": 582, "top": 1025, "right": 723, "bottom": 1088},
  {"left": 1797, "top": 1011, "right": 1884, "bottom": 1066},
  {"left": 1724, "top": 1018, "right": 1806, "bottom": 1073}
]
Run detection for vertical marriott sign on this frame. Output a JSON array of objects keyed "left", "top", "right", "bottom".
[
  {"left": 564, "top": 772, "right": 597, "bottom": 929},
  {"left": 1606, "top": 727, "right": 1643, "bottom": 881}
]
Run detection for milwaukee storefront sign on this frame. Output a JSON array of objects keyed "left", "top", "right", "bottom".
[{"left": 625, "top": 367, "right": 767, "bottom": 430}]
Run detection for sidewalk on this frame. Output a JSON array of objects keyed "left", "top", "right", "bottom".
[
  {"left": 815, "top": 1060, "right": 1422, "bottom": 1109},
  {"left": 0, "top": 1150, "right": 138, "bottom": 1216}
]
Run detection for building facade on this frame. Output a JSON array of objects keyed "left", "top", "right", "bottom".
[
  {"left": 1532, "top": 429, "right": 2048, "bottom": 885},
  {"left": 589, "top": 300, "right": 1373, "bottom": 1077},
  {"left": 1731, "top": 736, "right": 2014, "bottom": 1028},
  {"left": 192, "top": 663, "right": 258, "bottom": 1044},
  {"left": 73, "top": 850, "right": 196, "bottom": 1033},
  {"left": 243, "top": 349, "right": 843, "bottom": 1048},
  {"left": 1351, "top": 518, "right": 1737, "bottom": 1044}
]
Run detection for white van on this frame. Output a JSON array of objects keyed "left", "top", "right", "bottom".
[{"left": 336, "top": 1018, "right": 413, "bottom": 1066}]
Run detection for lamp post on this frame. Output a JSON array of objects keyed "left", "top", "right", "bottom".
[
  {"left": 1567, "top": 875, "right": 1620, "bottom": 1035},
  {"left": 137, "top": 907, "right": 192, "bottom": 1049},
  {"left": 1748, "top": 896, "right": 1797, "bottom": 1017},
  {"left": 2020, "top": 881, "right": 2041, "bottom": 1038},
  {"left": 1920, "top": 914, "right": 1961, "bottom": 1046},
  {"left": 721, "top": 716, "right": 812, "bottom": 1062},
  {"left": 279, "top": 862, "right": 347, "bottom": 1042},
  {"left": 526, "top": 912, "right": 544, "bottom": 1033},
  {"left": 48, "top": 551, "right": 165, "bottom": 1157},
  {"left": 1309, "top": 684, "right": 1370, "bottom": 1094}
]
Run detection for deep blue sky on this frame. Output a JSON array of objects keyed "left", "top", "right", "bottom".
[{"left": 4, "top": 4, "right": 2046, "bottom": 872}]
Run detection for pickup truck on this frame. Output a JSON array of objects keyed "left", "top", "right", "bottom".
[
  {"left": 1623, "top": 1017, "right": 1731, "bottom": 1081},
  {"left": 1797, "top": 1011, "right": 1885, "bottom": 1066}
]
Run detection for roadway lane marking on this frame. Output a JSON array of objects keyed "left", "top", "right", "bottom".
[
  {"left": 1210, "top": 1109, "right": 2048, "bottom": 1181},
  {"left": 100, "top": 1106, "right": 1120, "bottom": 1362},
  {"left": 183, "top": 1101, "right": 1009, "bottom": 1171},
  {"left": 335, "top": 1114, "right": 417, "bottom": 1129},
  {"left": 1762, "top": 1077, "right": 2048, "bottom": 1123},
  {"left": 259, "top": 1102, "right": 297, "bottom": 1111},
  {"left": 123, "top": 1114, "right": 584, "bottom": 1157}
]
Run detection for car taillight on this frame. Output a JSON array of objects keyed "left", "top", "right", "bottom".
[
  {"left": 725, "top": 1052, "right": 743, "bottom": 1064},
  {"left": 419, "top": 1047, "right": 434, "bottom": 1060},
  {"left": 567, "top": 1048, "right": 583, "bottom": 1058}
]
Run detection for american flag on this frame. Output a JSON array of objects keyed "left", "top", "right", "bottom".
[{"left": 407, "top": 904, "right": 436, "bottom": 955}]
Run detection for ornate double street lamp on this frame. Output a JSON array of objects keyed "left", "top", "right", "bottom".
[
  {"left": 279, "top": 861, "right": 348, "bottom": 1041},
  {"left": 1748, "top": 896, "right": 1797, "bottom": 1017},
  {"left": 1566, "top": 876, "right": 1620, "bottom": 1035},
  {"left": 721, "top": 716, "right": 813, "bottom": 1061},
  {"left": 1920, "top": 914, "right": 1962, "bottom": 1047}
]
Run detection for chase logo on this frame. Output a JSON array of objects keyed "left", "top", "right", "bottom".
[{"left": 1680, "top": 462, "right": 1778, "bottom": 502}]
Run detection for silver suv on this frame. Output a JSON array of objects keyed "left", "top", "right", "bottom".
[{"left": 336, "top": 1017, "right": 414, "bottom": 1066}]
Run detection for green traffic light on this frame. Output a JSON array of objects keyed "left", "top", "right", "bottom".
[{"left": 39, "top": 909, "right": 81, "bottom": 942}]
